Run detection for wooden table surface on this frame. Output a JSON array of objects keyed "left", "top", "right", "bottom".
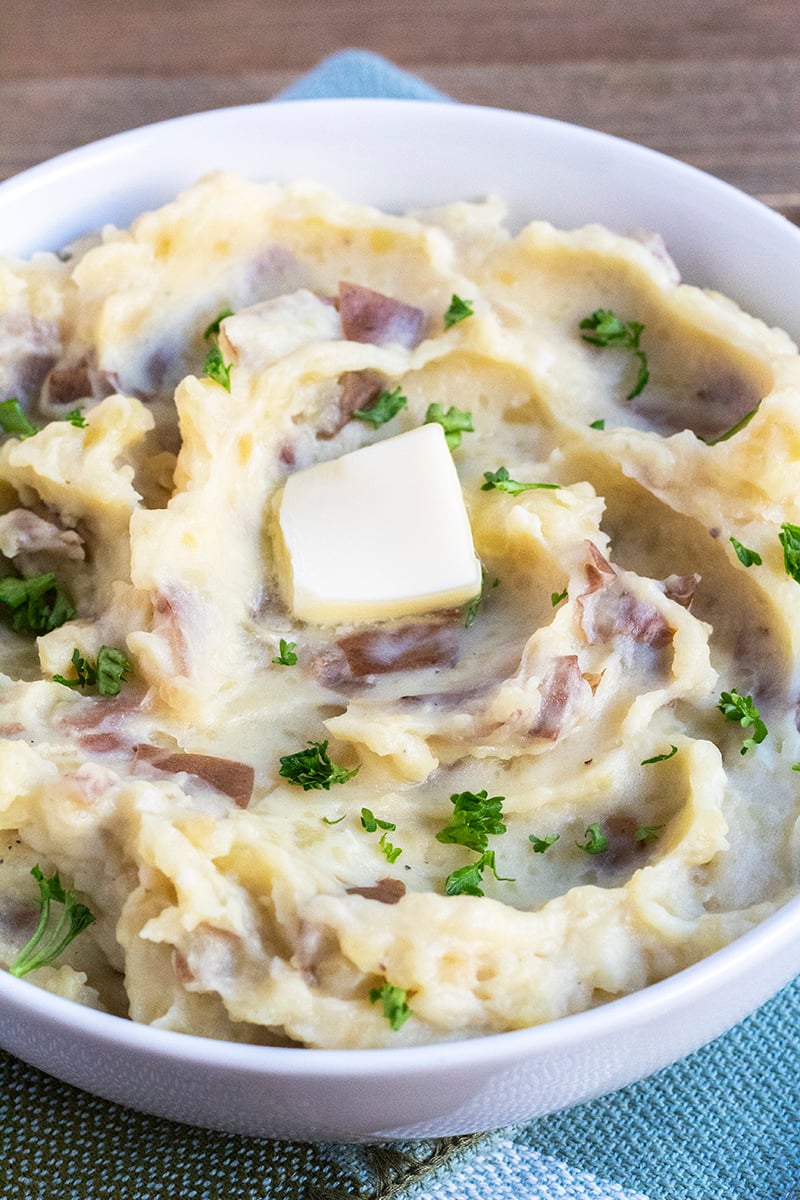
[{"left": 2, "top": 1, "right": 800, "bottom": 223}]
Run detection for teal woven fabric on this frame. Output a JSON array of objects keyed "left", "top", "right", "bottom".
[
  {"left": 2, "top": 976, "right": 798, "bottom": 1197},
  {"left": 1, "top": 49, "right": 799, "bottom": 1200}
]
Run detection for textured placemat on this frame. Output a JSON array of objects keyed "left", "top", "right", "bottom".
[{"left": 1, "top": 49, "right": 799, "bottom": 1200}]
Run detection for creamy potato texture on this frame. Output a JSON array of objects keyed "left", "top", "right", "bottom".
[{"left": 0, "top": 172, "right": 799, "bottom": 1047}]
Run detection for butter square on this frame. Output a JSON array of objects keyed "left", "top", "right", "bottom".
[{"left": 275, "top": 423, "right": 481, "bottom": 624}]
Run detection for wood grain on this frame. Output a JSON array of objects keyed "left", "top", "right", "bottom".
[
  {"left": 2, "top": 0, "right": 800, "bottom": 220},
  {"left": 4, "top": 0, "right": 800, "bottom": 76}
]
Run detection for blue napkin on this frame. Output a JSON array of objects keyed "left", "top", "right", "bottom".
[
  {"left": 2, "top": 49, "right": 799, "bottom": 1200},
  {"left": 276, "top": 48, "right": 451, "bottom": 102}
]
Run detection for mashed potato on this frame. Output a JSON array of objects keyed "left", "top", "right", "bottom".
[{"left": 0, "top": 172, "right": 799, "bottom": 1048}]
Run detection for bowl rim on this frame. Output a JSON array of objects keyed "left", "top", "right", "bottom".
[
  {"left": 6, "top": 95, "right": 800, "bottom": 331},
  {"left": 0, "top": 94, "right": 792, "bottom": 219},
  {"left": 1, "top": 97, "right": 797, "bottom": 248},
  {"left": 2, "top": 882, "right": 798, "bottom": 1077},
  {"left": 1, "top": 95, "right": 800, "bottom": 1083}
]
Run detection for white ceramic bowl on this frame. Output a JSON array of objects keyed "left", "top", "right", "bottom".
[{"left": 1, "top": 99, "right": 800, "bottom": 1141}]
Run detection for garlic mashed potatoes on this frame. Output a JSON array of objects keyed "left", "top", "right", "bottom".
[{"left": 1, "top": 172, "right": 799, "bottom": 1048}]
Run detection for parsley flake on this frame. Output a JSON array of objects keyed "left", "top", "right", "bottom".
[
  {"left": 635, "top": 824, "right": 665, "bottom": 844},
  {"left": 360, "top": 808, "right": 402, "bottom": 861},
  {"left": 95, "top": 646, "right": 131, "bottom": 696},
  {"left": 529, "top": 833, "right": 559, "bottom": 854},
  {"left": 0, "top": 572, "right": 75, "bottom": 636},
  {"left": 463, "top": 572, "right": 498, "bottom": 629},
  {"left": 779, "top": 523, "right": 800, "bottom": 584},
  {"left": 730, "top": 537, "right": 762, "bottom": 568},
  {"left": 0, "top": 397, "right": 38, "bottom": 439},
  {"left": 360, "top": 808, "right": 396, "bottom": 834},
  {"left": 444, "top": 848, "right": 513, "bottom": 897},
  {"left": 279, "top": 740, "right": 359, "bottom": 790},
  {"left": 203, "top": 344, "right": 232, "bottom": 392},
  {"left": 53, "top": 645, "right": 130, "bottom": 695},
  {"left": 641, "top": 745, "right": 678, "bottom": 765},
  {"left": 369, "top": 982, "right": 413, "bottom": 1030},
  {"left": 9, "top": 865, "right": 95, "bottom": 978},
  {"left": 353, "top": 386, "right": 407, "bottom": 428},
  {"left": 579, "top": 309, "right": 649, "bottom": 400},
  {"left": 576, "top": 823, "right": 609, "bottom": 854},
  {"left": 701, "top": 406, "right": 759, "bottom": 446},
  {"left": 272, "top": 639, "right": 298, "bottom": 666},
  {"left": 437, "top": 791, "right": 511, "bottom": 897},
  {"left": 436, "top": 789, "right": 506, "bottom": 853},
  {"left": 717, "top": 689, "right": 767, "bottom": 754},
  {"left": 481, "top": 466, "right": 560, "bottom": 495},
  {"left": 463, "top": 588, "right": 483, "bottom": 629},
  {"left": 203, "top": 308, "right": 234, "bottom": 341},
  {"left": 443, "top": 295, "right": 474, "bottom": 329},
  {"left": 589, "top": 418, "right": 606, "bottom": 430},
  {"left": 551, "top": 588, "right": 568, "bottom": 607},
  {"left": 53, "top": 648, "right": 95, "bottom": 690},
  {"left": 443, "top": 858, "right": 485, "bottom": 896},
  {"left": 424, "top": 403, "right": 474, "bottom": 450},
  {"left": 379, "top": 833, "right": 402, "bottom": 864},
  {"left": 63, "top": 408, "right": 88, "bottom": 428}
]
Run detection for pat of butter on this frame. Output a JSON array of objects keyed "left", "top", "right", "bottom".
[{"left": 275, "top": 423, "right": 482, "bottom": 624}]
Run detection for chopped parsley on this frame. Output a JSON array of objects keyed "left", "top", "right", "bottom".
[
  {"left": 0, "top": 572, "right": 75, "bottom": 636},
  {"left": 589, "top": 418, "right": 606, "bottom": 430},
  {"left": 360, "top": 808, "right": 402, "bottom": 861},
  {"left": 717, "top": 689, "right": 767, "bottom": 754},
  {"left": 443, "top": 295, "right": 474, "bottom": 329},
  {"left": 9, "top": 865, "right": 95, "bottom": 978},
  {"left": 360, "top": 808, "right": 396, "bottom": 834},
  {"left": 730, "top": 537, "right": 762, "bottom": 568},
  {"left": 272, "top": 638, "right": 298, "bottom": 666},
  {"left": 443, "top": 858, "right": 486, "bottom": 897},
  {"left": 53, "top": 648, "right": 94, "bottom": 690},
  {"left": 481, "top": 466, "right": 560, "bottom": 495},
  {"left": 463, "top": 572, "right": 499, "bottom": 629},
  {"left": 0, "top": 400, "right": 88, "bottom": 438},
  {"left": 203, "top": 344, "right": 232, "bottom": 392},
  {"left": 53, "top": 645, "right": 130, "bottom": 696},
  {"left": 579, "top": 309, "right": 649, "bottom": 400},
  {"left": 322, "top": 814, "right": 346, "bottom": 825},
  {"left": 463, "top": 587, "right": 483, "bottom": 629},
  {"left": 444, "top": 848, "right": 512, "bottom": 897},
  {"left": 203, "top": 308, "right": 234, "bottom": 341},
  {"left": 529, "top": 833, "right": 559, "bottom": 854},
  {"left": 436, "top": 790, "right": 511, "bottom": 897},
  {"left": 96, "top": 647, "right": 131, "bottom": 696},
  {"left": 436, "top": 789, "right": 506, "bottom": 853},
  {"left": 701, "top": 406, "right": 758, "bottom": 446},
  {"left": 378, "top": 833, "right": 402, "bottom": 864},
  {"left": 779, "top": 523, "right": 800, "bottom": 584},
  {"left": 424, "top": 403, "right": 474, "bottom": 450},
  {"left": 551, "top": 588, "right": 568, "bottom": 607},
  {"left": 278, "top": 740, "right": 359, "bottom": 790},
  {"left": 369, "top": 982, "right": 413, "bottom": 1030},
  {"left": 0, "top": 397, "right": 38, "bottom": 439},
  {"left": 640, "top": 745, "right": 678, "bottom": 765},
  {"left": 576, "top": 823, "right": 609, "bottom": 854},
  {"left": 353, "top": 386, "right": 407, "bottom": 427},
  {"left": 635, "top": 824, "right": 665, "bottom": 844}
]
